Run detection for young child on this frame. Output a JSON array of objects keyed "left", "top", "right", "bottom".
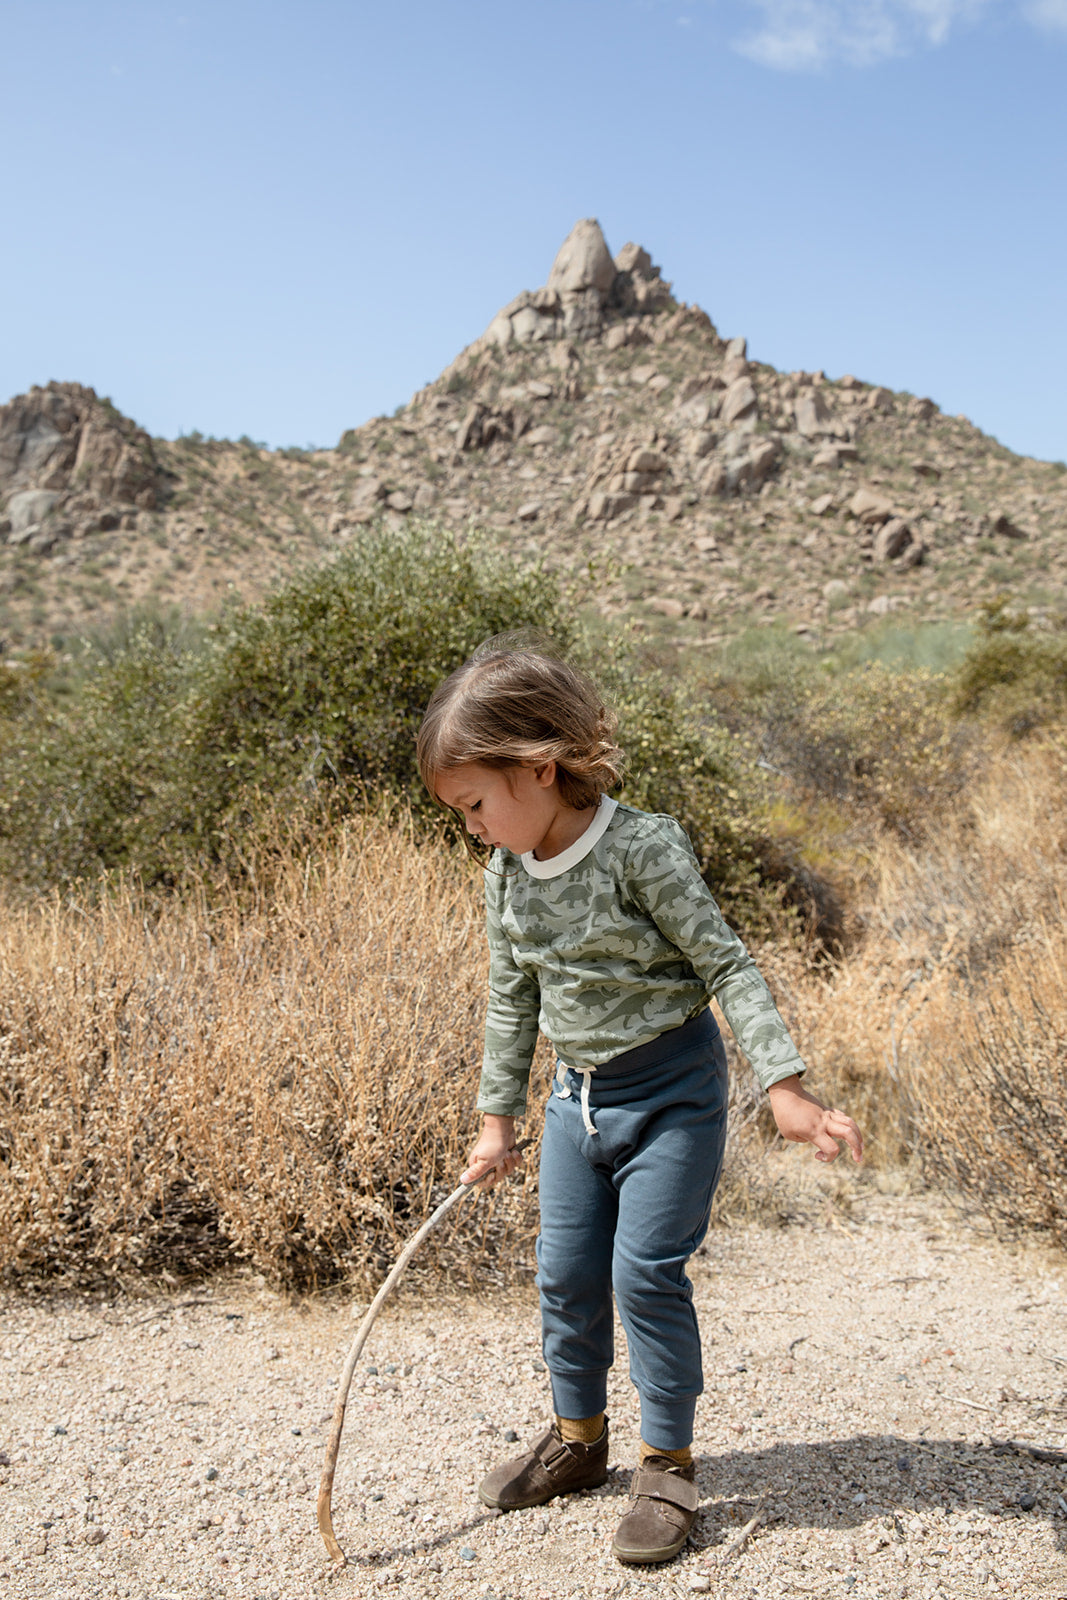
[{"left": 417, "top": 642, "right": 862, "bottom": 1566}]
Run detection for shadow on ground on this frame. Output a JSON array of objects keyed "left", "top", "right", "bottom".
[{"left": 332, "top": 1432, "right": 1065, "bottom": 1570}]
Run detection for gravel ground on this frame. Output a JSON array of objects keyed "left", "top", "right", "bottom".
[{"left": 2, "top": 1189, "right": 1067, "bottom": 1600}]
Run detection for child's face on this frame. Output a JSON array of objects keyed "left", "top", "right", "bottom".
[{"left": 435, "top": 761, "right": 571, "bottom": 859}]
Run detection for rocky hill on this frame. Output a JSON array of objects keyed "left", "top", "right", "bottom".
[{"left": 2, "top": 219, "right": 1065, "bottom": 649}]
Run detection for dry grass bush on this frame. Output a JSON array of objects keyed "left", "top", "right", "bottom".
[
  {"left": 778, "top": 741, "right": 1067, "bottom": 1231},
  {"left": 0, "top": 815, "right": 508, "bottom": 1289},
  {"left": 9, "top": 737, "right": 1067, "bottom": 1290},
  {"left": 0, "top": 810, "right": 778, "bottom": 1290}
]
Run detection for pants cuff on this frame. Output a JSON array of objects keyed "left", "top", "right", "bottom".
[
  {"left": 639, "top": 1395, "right": 697, "bottom": 1452},
  {"left": 549, "top": 1370, "right": 609, "bottom": 1423}
]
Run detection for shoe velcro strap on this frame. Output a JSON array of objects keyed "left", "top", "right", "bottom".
[
  {"left": 535, "top": 1432, "right": 572, "bottom": 1472},
  {"left": 630, "top": 1467, "right": 700, "bottom": 1513}
]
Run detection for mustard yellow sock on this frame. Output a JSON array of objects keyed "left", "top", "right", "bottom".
[
  {"left": 555, "top": 1412, "right": 605, "bottom": 1444},
  {"left": 640, "top": 1440, "right": 693, "bottom": 1469}
]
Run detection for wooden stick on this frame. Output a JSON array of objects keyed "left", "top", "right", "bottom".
[
  {"left": 991, "top": 1436, "right": 1067, "bottom": 1465},
  {"left": 317, "top": 1142, "right": 530, "bottom": 1566},
  {"left": 715, "top": 1492, "right": 769, "bottom": 1565}
]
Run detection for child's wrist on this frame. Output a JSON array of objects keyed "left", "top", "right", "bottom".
[{"left": 482, "top": 1112, "right": 516, "bottom": 1134}]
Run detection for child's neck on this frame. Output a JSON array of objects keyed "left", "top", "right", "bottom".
[{"left": 533, "top": 799, "right": 599, "bottom": 861}]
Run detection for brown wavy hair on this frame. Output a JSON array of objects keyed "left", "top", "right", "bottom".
[{"left": 417, "top": 638, "right": 625, "bottom": 816}]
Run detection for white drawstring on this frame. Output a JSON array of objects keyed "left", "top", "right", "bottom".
[{"left": 553, "top": 1059, "right": 599, "bottom": 1136}]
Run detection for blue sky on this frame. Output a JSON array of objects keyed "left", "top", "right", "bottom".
[{"left": 3, "top": 1, "right": 1065, "bottom": 461}]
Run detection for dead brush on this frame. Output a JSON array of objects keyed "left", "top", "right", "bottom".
[
  {"left": 0, "top": 812, "right": 543, "bottom": 1288},
  {"left": 0, "top": 808, "right": 797, "bottom": 1288},
  {"left": 778, "top": 739, "right": 1067, "bottom": 1231}
]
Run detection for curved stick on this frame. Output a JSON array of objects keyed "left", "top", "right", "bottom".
[{"left": 317, "top": 1143, "right": 530, "bottom": 1566}]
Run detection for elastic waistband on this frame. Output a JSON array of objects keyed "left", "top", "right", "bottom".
[{"left": 579, "top": 1008, "right": 719, "bottom": 1080}]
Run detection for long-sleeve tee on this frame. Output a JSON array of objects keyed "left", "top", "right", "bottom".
[{"left": 478, "top": 797, "right": 806, "bottom": 1118}]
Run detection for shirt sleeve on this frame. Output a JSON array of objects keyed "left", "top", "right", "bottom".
[
  {"left": 476, "top": 860, "right": 542, "bottom": 1117},
  {"left": 622, "top": 817, "right": 806, "bottom": 1089}
]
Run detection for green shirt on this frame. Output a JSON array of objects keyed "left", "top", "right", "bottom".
[{"left": 478, "top": 798, "right": 806, "bottom": 1117}]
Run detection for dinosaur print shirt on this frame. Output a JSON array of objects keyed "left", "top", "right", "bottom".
[{"left": 478, "top": 798, "right": 806, "bottom": 1117}]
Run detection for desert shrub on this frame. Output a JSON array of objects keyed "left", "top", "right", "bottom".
[
  {"left": 0, "top": 814, "right": 772, "bottom": 1289},
  {"left": 953, "top": 598, "right": 1067, "bottom": 735},
  {"left": 0, "top": 525, "right": 781, "bottom": 932},
  {"left": 182, "top": 525, "right": 571, "bottom": 819},
  {"left": 902, "top": 932, "right": 1067, "bottom": 1247},
  {"left": 607, "top": 664, "right": 771, "bottom": 924},
  {"left": 0, "top": 624, "right": 198, "bottom": 887},
  {"left": 754, "top": 662, "right": 971, "bottom": 839},
  {"left": 0, "top": 526, "right": 572, "bottom": 889}
]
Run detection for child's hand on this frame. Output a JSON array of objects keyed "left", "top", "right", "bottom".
[
  {"left": 462, "top": 1114, "right": 525, "bottom": 1190},
  {"left": 766, "top": 1075, "right": 863, "bottom": 1163}
]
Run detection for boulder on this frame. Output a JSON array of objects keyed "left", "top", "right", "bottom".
[
  {"left": 627, "top": 448, "right": 669, "bottom": 475},
  {"left": 517, "top": 501, "right": 541, "bottom": 521},
  {"left": 866, "top": 387, "right": 893, "bottom": 412},
  {"left": 614, "top": 242, "right": 657, "bottom": 279},
  {"left": 386, "top": 490, "right": 413, "bottom": 513},
  {"left": 674, "top": 393, "right": 721, "bottom": 428},
  {"left": 725, "top": 437, "right": 780, "bottom": 493},
  {"left": 684, "top": 430, "right": 716, "bottom": 459},
  {"left": 456, "top": 406, "right": 486, "bottom": 451},
  {"left": 850, "top": 488, "right": 895, "bottom": 525},
  {"left": 873, "top": 518, "right": 912, "bottom": 561},
  {"left": 810, "top": 493, "right": 835, "bottom": 516},
  {"left": 524, "top": 425, "right": 559, "bottom": 448},
  {"left": 587, "top": 491, "right": 636, "bottom": 521},
  {"left": 720, "top": 378, "right": 758, "bottom": 428},
  {"left": 795, "top": 391, "right": 837, "bottom": 438},
  {"left": 8, "top": 488, "right": 59, "bottom": 535},
  {"left": 547, "top": 219, "right": 616, "bottom": 297},
  {"left": 351, "top": 476, "right": 385, "bottom": 508},
  {"left": 0, "top": 382, "right": 163, "bottom": 511},
  {"left": 724, "top": 337, "right": 747, "bottom": 363}
]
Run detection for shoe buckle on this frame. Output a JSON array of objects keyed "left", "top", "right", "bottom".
[{"left": 538, "top": 1435, "right": 571, "bottom": 1472}]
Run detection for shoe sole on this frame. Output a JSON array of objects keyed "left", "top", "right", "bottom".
[{"left": 612, "top": 1531, "right": 689, "bottom": 1564}]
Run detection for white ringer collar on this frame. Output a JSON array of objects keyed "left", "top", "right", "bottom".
[{"left": 521, "top": 796, "right": 618, "bottom": 879}]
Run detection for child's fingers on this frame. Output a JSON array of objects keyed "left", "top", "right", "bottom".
[
  {"left": 462, "top": 1145, "right": 525, "bottom": 1188},
  {"left": 829, "top": 1109, "right": 864, "bottom": 1162},
  {"left": 813, "top": 1111, "right": 863, "bottom": 1164}
]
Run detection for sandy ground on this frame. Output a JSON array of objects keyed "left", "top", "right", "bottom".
[{"left": 2, "top": 1188, "right": 1067, "bottom": 1600}]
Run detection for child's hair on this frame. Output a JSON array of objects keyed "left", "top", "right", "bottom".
[{"left": 417, "top": 636, "right": 625, "bottom": 811}]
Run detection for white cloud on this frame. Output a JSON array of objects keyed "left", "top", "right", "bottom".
[
  {"left": 1023, "top": 0, "right": 1067, "bottom": 30},
  {"left": 731, "top": 0, "right": 992, "bottom": 69}
]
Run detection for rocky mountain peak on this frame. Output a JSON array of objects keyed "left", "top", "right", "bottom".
[
  {"left": 0, "top": 382, "right": 166, "bottom": 556},
  {"left": 475, "top": 218, "right": 676, "bottom": 352},
  {"left": 1, "top": 223, "right": 1064, "bottom": 651}
]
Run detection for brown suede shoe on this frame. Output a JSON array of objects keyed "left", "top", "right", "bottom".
[
  {"left": 612, "top": 1454, "right": 700, "bottom": 1564},
  {"left": 478, "top": 1420, "right": 610, "bottom": 1510}
]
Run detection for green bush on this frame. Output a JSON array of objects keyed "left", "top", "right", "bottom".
[
  {"left": 0, "top": 524, "right": 780, "bottom": 930},
  {"left": 953, "top": 599, "right": 1067, "bottom": 735},
  {"left": 716, "top": 656, "right": 971, "bottom": 840}
]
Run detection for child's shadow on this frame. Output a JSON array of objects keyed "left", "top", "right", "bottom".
[
  {"left": 330, "top": 1432, "right": 1064, "bottom": 1570},
  {"left": 685, "top": 1433, "right": 1066, "bottom": 1553}
]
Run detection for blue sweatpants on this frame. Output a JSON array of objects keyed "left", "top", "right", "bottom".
[{"left": 535, "top": 1009, "right": 729, "bottom": 1451}]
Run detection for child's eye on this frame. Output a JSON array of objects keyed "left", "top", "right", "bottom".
[{"left": 471, "top": 801, "right": 482, "bottom": 813}]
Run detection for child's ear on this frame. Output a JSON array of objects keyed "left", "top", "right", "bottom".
[{"left": 533, "top": 760, "right": 557, "bottom": 789}]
